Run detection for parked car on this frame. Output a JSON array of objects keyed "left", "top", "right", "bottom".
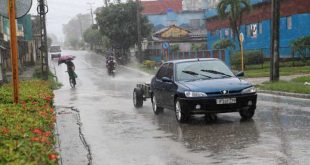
[
  {"left": 50, "top": 45, "right": 61, "bottom": 59},
  {"left": 150, "top": 58, "right": 257, "bottom": 123}
]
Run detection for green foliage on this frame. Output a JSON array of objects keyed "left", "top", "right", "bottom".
[
  {"left": 217, "top": 0, "right": 251, "bottom": 48},
  {"left": 231, "top": 50, "right": 264, "bottom": 69},
  {"left": 96, "top": 2, "right": 152, "bottom": 50},
  {"left": 0, "top": 80, "right": 57, "bottom": 164},
  {"left": 291, "top": 36, "right": 310, "bottom": 61},
  {"left": 213, "top": 39, "right": 235, "bottom": 49},
  {"left": 170, "top": 44, "right": 180, "bottom": 52},
  {"left": 191, "top": 43, "right": 206, "bottom": 51},
  {"left": 83, "top": 27, "right": 102, "bottom": 50},
  {"left": 143, "top": 60, "right": 156, "bottom": 69}
]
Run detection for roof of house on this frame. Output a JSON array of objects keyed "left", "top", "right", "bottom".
[{"left": 141, "top": 0, "right": 182, "bottom": 15}]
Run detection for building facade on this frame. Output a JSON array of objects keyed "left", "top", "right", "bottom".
[{"left": 205, "top": 0, "right": 310, "bottom": 58}]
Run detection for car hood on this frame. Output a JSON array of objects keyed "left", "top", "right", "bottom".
[{"left": 178, "top": 77, "right": 252, "bottom": 94}]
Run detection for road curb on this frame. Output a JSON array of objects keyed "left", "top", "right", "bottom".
[{"left": 258, "top": 89, "right": 310, "bottom": 99}]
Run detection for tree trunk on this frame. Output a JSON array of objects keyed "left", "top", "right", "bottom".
[{"left": 270, "top": 0, "right": 280, "bottom": 82}]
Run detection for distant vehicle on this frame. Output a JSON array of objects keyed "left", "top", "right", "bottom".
[
  {"left": 133, "top": 58, "right": 257, "bottom": 123},
  {"left": 50, "top": 45, "right": 61, "bottom": 59}
]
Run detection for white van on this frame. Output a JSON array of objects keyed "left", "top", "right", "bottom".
[{"left": 50, "top": 45, "right": 61, "bottom": 59}]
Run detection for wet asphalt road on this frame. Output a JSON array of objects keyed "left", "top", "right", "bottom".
[{"left": 52, "top": 50, "right": 310, "bottom": 165}]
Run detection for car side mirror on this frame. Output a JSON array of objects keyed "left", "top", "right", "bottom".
[
  {"left": 236, "top": 71, "right": 245, "bottom": 77},
  {"left": 162, "top": 77, "right": 172, "bottom": 83}
]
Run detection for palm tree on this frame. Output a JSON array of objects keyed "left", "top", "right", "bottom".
[{"left": 216, "top": 0, "right": 251, "bottom": 49}]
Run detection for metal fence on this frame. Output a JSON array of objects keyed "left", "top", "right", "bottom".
[{"left": 144, "top": 49, "right": 227, "bottom": 62}]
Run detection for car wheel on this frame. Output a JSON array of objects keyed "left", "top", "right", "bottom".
[
  {"left": 239, "top": 106, "right": 256, "bottom": 120},
  {"left": 175, "top": 98, "right": 189, "bottom": 123},
  {"left": 133, "top": 88, "right": 143, "bottom": 108},
  {"left": 152, "top": 95, "right": 163, "bottom": 115}
]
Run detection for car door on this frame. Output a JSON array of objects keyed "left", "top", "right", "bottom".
[
  {"left": 153, "top": 63, "right": 168, "bottom": 107},
  {"left": 161, "top": 63, "right": 177, "bottom": 108}
]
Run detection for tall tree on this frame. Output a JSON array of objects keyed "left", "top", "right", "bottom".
[
  {"left": 96, "top": 1, "right": 152, "bottom": 52},
  {"left": 63, "top": 13, "right": 92, "bottom": 49},
  {"left": 217, "top": 0, "right": 251, "bottom": 49},
  {"left": 83, "top": 27, "right": 102, "bottom": 50}
]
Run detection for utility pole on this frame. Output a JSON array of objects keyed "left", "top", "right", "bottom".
[
  {"left": 37, "top": 0, "right": 49, "bottom": 80},
  {"left": 8, "top": 0, "right": 19, "bottom": 103},
  {"left": 136, "top": 0, "right": 142, "bottom": 62},
  {"left": 270, "top": 0, "right": 280, "bottom": 81}
]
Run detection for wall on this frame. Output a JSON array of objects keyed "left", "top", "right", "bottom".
[{"left": 205, "top": 0, "right": 310, "bottom": 58}]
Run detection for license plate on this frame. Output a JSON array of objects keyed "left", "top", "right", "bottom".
[{"left": 216, "top": 98, "right": 236, "bottom": 104}]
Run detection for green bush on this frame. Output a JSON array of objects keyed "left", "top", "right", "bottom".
[
  {"left": 0, "top": 80, "right": 58, "bottom": 164},
  {"left": 143, "top": 60, "right": 156, "bottom": 69},
  {"left": 213, "top": 39, "right": 235, "bottom": 49},
  {"left": 231, "top": 50, "right": 264, "bottom": 69}
]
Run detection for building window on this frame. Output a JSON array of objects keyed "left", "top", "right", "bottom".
[
  {"left": 190, "top": 19, "right": 200, "bottom": 29},
  {"left": 287, "top": 16, "right": 292, "bottom": 30},
  {"left": 258, "top": 22, "right": 263, "bottom": 34},
  {"left": 246, "top": 24, "right": 251, "bottom": 36}
]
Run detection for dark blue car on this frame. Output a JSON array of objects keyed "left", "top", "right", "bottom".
[{"left": 150, "top": 58, "right": 257, "bottom": 123}]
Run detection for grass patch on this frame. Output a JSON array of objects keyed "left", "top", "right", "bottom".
[
  {"left": 0, "top": 80, "right": 58, "bottom": 164},
  {"left": 259, "top": 75, "right": 310, "bottom": 94},
  {"left": 244, "top": 65, "right": 310, "bottom": 78}
]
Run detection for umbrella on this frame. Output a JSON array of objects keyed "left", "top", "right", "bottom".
[{"left": 58, "top": 55, "right": 75, "bottom": 65}]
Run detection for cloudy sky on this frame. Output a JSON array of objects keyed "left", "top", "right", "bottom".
[
  {"left": 29, "top": 0, "right": 152, "bottom": 41},
  {"left": 30, "top": 0, "right": 107, "bottom": 41}
]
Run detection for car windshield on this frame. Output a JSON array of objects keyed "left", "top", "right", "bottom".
[
  {"left": 176, "top": 60, "right": 235, "bottom": 81},
  {"left": 50, "top": 46, "right": 61, "bottom": 52}
]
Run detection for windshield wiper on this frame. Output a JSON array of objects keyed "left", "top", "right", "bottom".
[
  {"left": 201, "top": 69, "right": 232, "bottom": 78},
  {"left": 182, "top": 70, "right": 212, "bottom": 78}
]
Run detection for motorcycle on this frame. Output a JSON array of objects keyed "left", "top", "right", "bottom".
[{"left": 106, "top": 59, "right": 116, "bottom": 76}]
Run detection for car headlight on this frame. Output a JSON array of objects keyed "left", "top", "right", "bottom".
[
  {"left": 241, "top": 86, "right": 256, "bottom": 94},
  {"left": 185, "top": 91, "right": 207, "bottom": 97}
]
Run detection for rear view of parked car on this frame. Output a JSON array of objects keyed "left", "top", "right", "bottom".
[
  {"left": 50, "top": 45, "right": 61, "bottom": 59},
  {"left": 150, "top": 58, "right": 257, "bottom": 123}
]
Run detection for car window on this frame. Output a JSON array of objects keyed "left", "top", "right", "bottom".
[
  {"left": 50, "top": 46, "right": 61, "bottom": 52},
  {"left": 156, "top": 64, "right": 168, "bottom": 79},
  {"left": 176, "top": 60, "right": 234, "bottom": 81},
  {"left": 166, "top": 63, "right": 174, "bottom": 79}
]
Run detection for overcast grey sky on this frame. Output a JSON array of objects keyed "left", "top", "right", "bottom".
[{"left": 30, "top": 0, "right": 105, "bottom": 41}]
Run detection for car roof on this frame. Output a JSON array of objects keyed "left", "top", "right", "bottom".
[{"left": 164, "top": 58, "right": 219, "bottom": 64}]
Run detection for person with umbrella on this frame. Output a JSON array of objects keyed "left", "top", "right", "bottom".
[{"left": 58, "top": 55, "right": 77, "bottom": 87}]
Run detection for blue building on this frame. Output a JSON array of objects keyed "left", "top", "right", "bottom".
[{"left": 205, "top": 0, "right": 310, "bottom": 58}]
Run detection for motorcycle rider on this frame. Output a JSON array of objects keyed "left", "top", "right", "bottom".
[{"left": 106, "top": 56, "right": 116, "bottom": 74}]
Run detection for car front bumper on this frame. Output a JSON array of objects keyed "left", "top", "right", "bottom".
[{"left": 179, "top": 93, "right": 257, "bottom": 114}]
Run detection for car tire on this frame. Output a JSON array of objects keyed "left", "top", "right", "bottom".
[
  {"left": 239, "top": 106, "right": 256, "bottom": 120},
  {"left": 175, "top": 98, "right": 189, "bottom": 123},
  {"left": 152, "top": 95, "right": 163, "bottom": 115},
  {"left": 133, "top": 88, "right": 143, "bottom": 108}
]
